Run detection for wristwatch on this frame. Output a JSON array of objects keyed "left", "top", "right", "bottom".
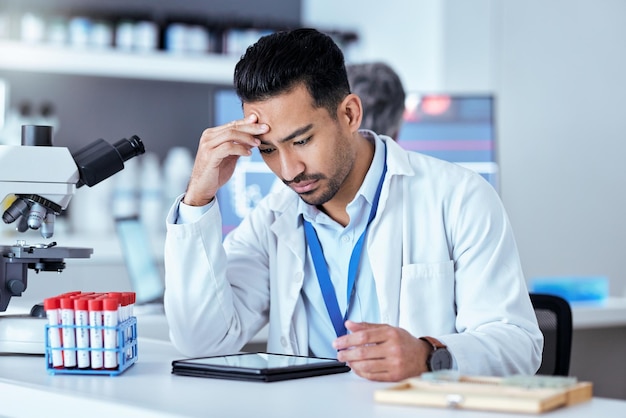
[{"left": 420, "top": 336, "right": 452, "bottom": 371}]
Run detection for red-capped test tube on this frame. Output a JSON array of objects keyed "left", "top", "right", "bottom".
[
  {"left": 59, "top": 297, "right": 77, "bottom": 368},
  {"left": 88, "top": 298, "right": 104, "bottom": 369},
  {"left": 124, "top": 292, "right": 136, "bottom": 318},
  {"left": 43, "top": 297, "right": 63, "bottom": 368},
  {"left": 74, "top": 298, "right": 91, "bottom": 368},
  {"left": 102, "top": 297, "right": 119, "bottom": 369}
]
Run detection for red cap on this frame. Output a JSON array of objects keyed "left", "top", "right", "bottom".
[
  {"left": 102, "top": 297, "right": 119, "bottom": 312},
  {"left": 88, "top": 298, "right": 103, "bottom": 311},
  {"left": 58, "top": 291, "right": 82, "bottom": 298},
  {"left": 123, "top": 292, "right": 136, "bottom": 305},
  {"left": 74, "top": 298, "right": 89, "bottom": 311},
  {"left": 107, "top": 292, "right": 122, "bottom": 304},
  {"left": 60, "top": 297, "right": 75, "bottom": 310},
  {"left": 43, "top": 297, "right": 60, "bottom": 311}
]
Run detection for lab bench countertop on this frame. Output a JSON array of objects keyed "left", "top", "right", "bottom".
[
  {"left": 570, "top": 297, "right": 626, "bottom": 329},
  {"left": 2, "top": 337, "right": 626, "bottom": 418}
]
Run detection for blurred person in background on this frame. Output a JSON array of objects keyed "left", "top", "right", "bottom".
[{"left": 346, "top": 62, "right": 406, "bottom": 140}]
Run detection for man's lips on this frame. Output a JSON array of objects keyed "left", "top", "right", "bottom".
[{"left": 290, "top": 179, "right": 318, "bottom": 194}]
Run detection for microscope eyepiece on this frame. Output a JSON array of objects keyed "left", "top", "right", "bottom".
[
  {"left": 21, "top": 125, "right": 53, "bottom": 146},
  {"left": 72, "top": 135, "right": 146, "bottom": 188},
  {"left": 112, "top": 135, "right": 145, "bottom": 162}
]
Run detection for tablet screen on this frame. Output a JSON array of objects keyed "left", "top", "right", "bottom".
[{"left": 177, "top": 353, "right": 341, "bottom": 371}]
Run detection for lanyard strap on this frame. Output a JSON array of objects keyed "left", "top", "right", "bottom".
[{"left": 303, "top": 144, "right": 387, "bottom": 337}]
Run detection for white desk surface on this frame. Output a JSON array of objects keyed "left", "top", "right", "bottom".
[
  {"left": 571, "top": 297, "right": 626, "bottom": 329},
  {"left": 3, "top": 297, "right": 626, "bottom": 417},
  {"left": 1, "top": 338, "right": 625, "bottom": 418}
]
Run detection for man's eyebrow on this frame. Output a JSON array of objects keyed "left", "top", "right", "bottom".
[{"left": 259, "top": 124, "right": 313, "bottom": 146}]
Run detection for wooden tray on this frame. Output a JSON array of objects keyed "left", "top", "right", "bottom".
[{"left": 374, "top": 375, "right": 593, "bottom": 414}]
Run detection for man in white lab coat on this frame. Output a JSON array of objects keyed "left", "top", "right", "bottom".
[{"left": 164, "top": 28, "right": 542, "bottom": 382}]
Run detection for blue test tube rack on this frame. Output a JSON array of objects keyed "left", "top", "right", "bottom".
[{"left": 45, "top": 316, "right": 138, "bottom": 376}]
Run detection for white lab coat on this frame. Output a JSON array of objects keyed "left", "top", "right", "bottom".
[{"left": 164, "top": 135, "right": 543, "bottom": 376}]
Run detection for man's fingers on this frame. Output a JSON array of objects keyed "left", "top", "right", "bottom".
[
  {"left": 202, "top": 126, "right": 265, "bottom": 149},
  {"left": 344, "top": 320, "right": 378, "bottom": 332},
  {"left": 333, "top": 321, "right": 387, "bottom": 350},
  {"left": 336, "top": 339, "right": 385, "bottom": 361},
  {"left": 209, "top": 140, "right": 254, "bottom": 161},
  {"left": 338, "top": 351, "right": 406, "bottom": 382},
  {"left": 226, "top": 114, "right": 268, "bottom": 139}
]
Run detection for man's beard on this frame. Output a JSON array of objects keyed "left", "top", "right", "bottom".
[
  {"left": 289, "top": 175, "right": 342, "bottom": 207},
  {"left": 282, "top": 135, "right": 354, "bottom": 207}
]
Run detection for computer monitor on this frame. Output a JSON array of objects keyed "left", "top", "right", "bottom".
[
  {"left": 213, "top": 90, "right": 499, "bottom": 236},
  {"left": 397, "top": 93, "right": 498, "bottom": 191},
  {"left": 115, "top": 216, "right": 165, "bottom": 306}
]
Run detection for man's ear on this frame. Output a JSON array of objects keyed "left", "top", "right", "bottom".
[{"left": 340, "top": 93, "right": 363, "bottom": 133}]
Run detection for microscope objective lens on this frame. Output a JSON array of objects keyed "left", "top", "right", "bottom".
[
  {"left": 2, "top": 198, "right": 30, "bottom": 224},
  {"left": 27, "top": 202, "right": 47, "bottom": 230}
]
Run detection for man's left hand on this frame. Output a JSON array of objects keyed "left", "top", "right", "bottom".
[{"left": 333, "top": 320, "right": 431, "bottom": 382}]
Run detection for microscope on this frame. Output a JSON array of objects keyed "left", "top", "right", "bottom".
[{"left": 0, "top": 125, "right": 145, "bottom": 353}]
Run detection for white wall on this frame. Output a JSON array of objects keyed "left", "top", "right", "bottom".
[
  {"left": 303, "top": 0, "right": 446, "bottom": 92},
  {"left": 303, "top": 0, "right": 493, "bottom": 93},
  {"left": 496, "top": 0, "right": 626, "bottom": 294},
  {"left": 303, "top": 0, "right": 626, "bottom": 295}
]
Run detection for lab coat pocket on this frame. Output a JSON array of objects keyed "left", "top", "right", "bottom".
[{"left": 398, "top": 261, "right": 456, "bottom": 335}]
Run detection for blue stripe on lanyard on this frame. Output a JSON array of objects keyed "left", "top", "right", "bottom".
[{"left": 303, "top": 143, "right": 387, "bottom": 337}]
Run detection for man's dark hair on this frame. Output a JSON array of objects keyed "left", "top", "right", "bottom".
[{"left": 234, "top": 28, "right": 350, "bottom": 118}]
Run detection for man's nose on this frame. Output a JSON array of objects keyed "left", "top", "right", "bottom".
[{"left": 279, "top": 152, "right": 305, "bottom": 183}]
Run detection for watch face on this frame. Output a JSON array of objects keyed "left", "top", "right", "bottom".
[{"left": 430, "top": 348, "right": 452, "bottom": 371}]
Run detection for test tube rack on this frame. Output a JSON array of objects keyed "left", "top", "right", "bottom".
[{"left": 45, "top": 316, "right": 138, "bottom": 376}]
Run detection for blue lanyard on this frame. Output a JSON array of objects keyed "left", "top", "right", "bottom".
[{"left": 303, "top": 144, "right": 387, "bottom": 337}]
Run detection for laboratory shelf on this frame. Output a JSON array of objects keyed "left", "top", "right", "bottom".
[{"left": 0, "top": 40, "right": 238, "bottom": 84}]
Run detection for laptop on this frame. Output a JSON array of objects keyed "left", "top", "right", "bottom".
[{"left": 115, "top": 216, "right": 165, "bottom": 310}]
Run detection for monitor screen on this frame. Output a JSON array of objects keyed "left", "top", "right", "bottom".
[
  {"left": 397, "top": 93, "right": 498, "bottom": 190},
  {"left": 213, "top": 90, "right": 498, "bottom": 236},
  {"left": 115, "top": 216, "right": 165, "bottom": 305}
]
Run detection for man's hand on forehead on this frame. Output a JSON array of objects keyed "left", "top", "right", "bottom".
[{"left": 228, "top": 114, "right": 268, "bottom": 144}]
